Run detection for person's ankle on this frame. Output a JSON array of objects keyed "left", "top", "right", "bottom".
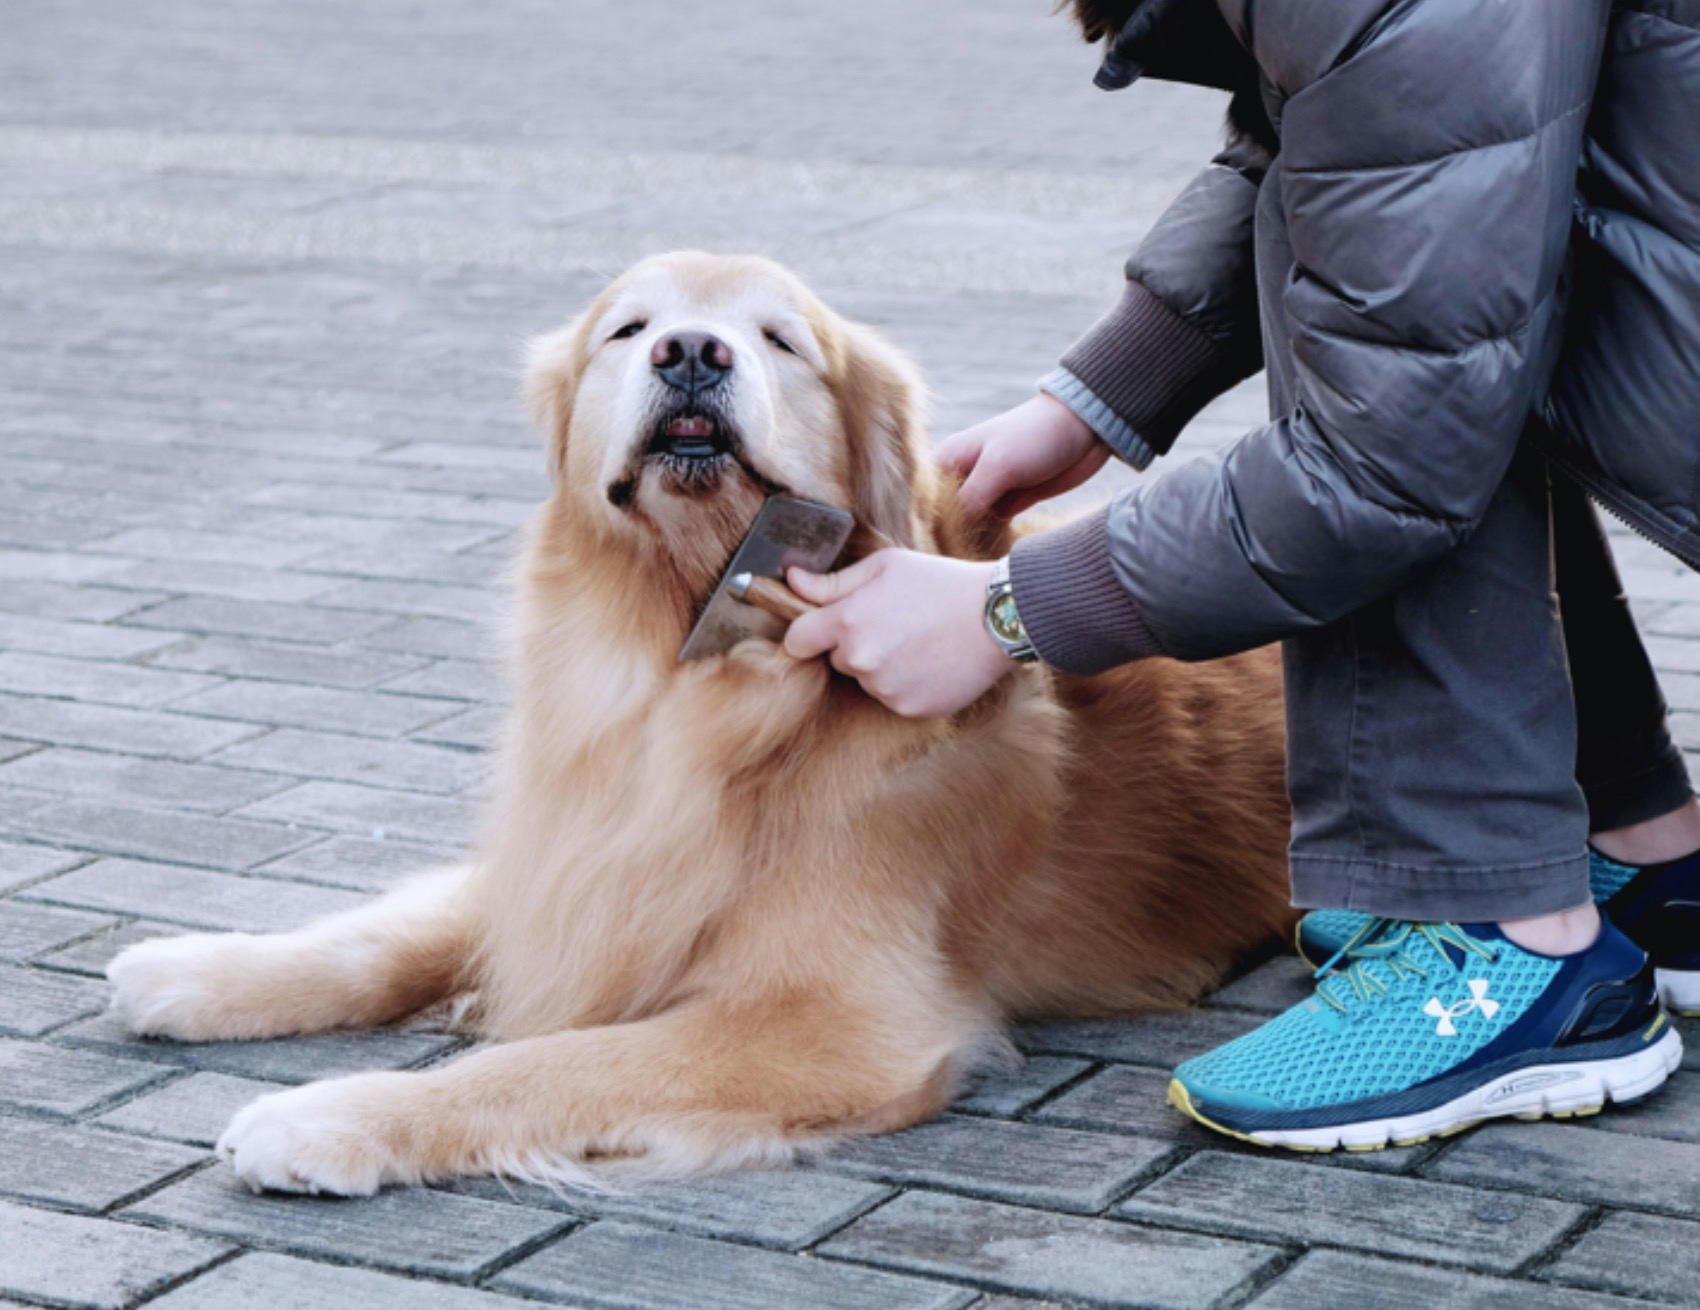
[
  {"left": 1592, "top": 798, "right": 1700, "bottom": 866},
  {"left": 1498, "top": 901, "right": 1601, "bottom": 957}
]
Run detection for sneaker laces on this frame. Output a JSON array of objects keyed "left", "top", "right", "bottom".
[{"left": 1313, "top": 921, "right": 1499, "bottom": 1014}]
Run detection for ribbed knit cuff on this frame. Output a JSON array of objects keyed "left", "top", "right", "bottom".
[
  {"left": 1038, "top": 368, "right": 1156, "bottom": 470},
  {"left": 1058, "top": 280, "right": 1236, "bottom": 460},
  {"left": 1009, "top": 506, "right": 1167, "bottom": 675}
]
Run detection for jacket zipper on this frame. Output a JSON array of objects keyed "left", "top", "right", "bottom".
[{"left": 1538, "top": 443, "right": 1700, "bottom": 573}]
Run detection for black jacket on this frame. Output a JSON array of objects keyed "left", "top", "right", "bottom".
[{"left": 1011, "top": 0, "right": 1699, "bottom": 673}]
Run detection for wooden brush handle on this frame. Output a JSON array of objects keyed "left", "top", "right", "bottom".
[{"left": 730, "top": 573, "right": 815, "bottom": 623}]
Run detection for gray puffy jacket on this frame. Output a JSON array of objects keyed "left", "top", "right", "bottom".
[{"left": 1009, "top": 0, "right": 1700, "bottom": 672}]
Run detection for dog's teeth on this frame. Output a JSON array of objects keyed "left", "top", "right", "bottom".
[{"left": 667, "top": 417, "right": 714, "bottom": 437}]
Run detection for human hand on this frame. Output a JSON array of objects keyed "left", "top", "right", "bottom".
[
  {"left": 934, "top": 392, "right": 1109, "bottom": 518},
  {"left": 783, "top": 551, "right": 1014, "bottom": 718}
]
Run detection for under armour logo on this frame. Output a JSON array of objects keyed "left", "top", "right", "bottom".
[{"left": 1423, "top": 979, "right": 1501, "bottom": 1036}]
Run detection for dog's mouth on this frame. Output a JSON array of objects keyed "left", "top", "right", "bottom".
[
  {"left": 609, "top": 405, "right": 782, "bottom": 510},
  {"left": 649, "top": 411, "right": 733, "bottom": 466}
]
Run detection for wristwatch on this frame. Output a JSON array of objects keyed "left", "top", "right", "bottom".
[{"left": 984, "top": 557, "right": 1040, "bottom": 664}]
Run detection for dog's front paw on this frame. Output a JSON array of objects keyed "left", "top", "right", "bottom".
[
  {"left": 219, "top": 1080, "right": 405, "bottom": 1196},
  {"left": 107, "top": 933, "right": 249, "bottom": 1041}
]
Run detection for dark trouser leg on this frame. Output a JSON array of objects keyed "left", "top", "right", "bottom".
[
  {"left": 1286, "top": 446, "right": 1593, "bottom": 922},
  {"left": 1554, "top": 474, "right": 1694, "bottom": 831}
]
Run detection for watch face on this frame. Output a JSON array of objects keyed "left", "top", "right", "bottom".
[{"left": 990, "top": 592, "right": 1026, "bottom": 644}]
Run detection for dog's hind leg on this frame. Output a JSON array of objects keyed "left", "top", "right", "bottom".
[
  {"left": 107, "top": 867, "right": 479, "bottom": 1042},
  {"left": 215, "top": 988, "right": 981, "bottom": 1195}
]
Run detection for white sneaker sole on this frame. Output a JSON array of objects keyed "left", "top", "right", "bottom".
[
  {"left": 1657, "top": 968, "right": 1700, "bottom": 1016},
  {"left": 1172, "top": 1021, "right": 1682, "bottom": 1153}
]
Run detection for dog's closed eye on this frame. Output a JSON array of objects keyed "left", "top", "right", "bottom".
[
  {"left": 763, "top": 330, "right": 797, "bottom": 356},
  {"left": 610, "top": 320, "right": 647, "bottom": 341}
]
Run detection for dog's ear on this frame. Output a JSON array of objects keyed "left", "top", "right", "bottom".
[
  {"left": 831, "top": 321, "right": 934, "bottom": 552},
  {"left": 523, "top": 318, "right": 592, "bottom": 485}
]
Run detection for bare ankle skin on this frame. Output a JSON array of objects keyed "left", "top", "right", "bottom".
[
  {"left": 1591, "top": 798, "right": 1700, "bottom": 866},
  {"left": 1498, "top": 901, "right": 1601, "bottom": 957}
]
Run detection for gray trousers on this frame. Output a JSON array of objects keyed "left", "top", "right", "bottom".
[{"left": 1286, "top": 445, "right": 1694, "bottom": 923}]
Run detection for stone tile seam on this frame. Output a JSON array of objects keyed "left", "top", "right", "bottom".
[
  {"left": 0, "top": 1059, "right": 189, "bottom": 1126},
  {"left": 1095, "top": 1199, "right": 1674, "bottom": 1284},
  {"left": 104, "top": 1200, "right": 581, "bottom": 1292},
  {"left": 2, "top": 910, "right": 134, "bottom": 972}
]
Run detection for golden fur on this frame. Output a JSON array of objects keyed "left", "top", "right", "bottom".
[{"left": 107, "top": 252, "right": 1292, "bottom": 1194}]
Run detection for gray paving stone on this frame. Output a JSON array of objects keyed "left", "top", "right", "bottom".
[
  {"left": 0, "top": 691, "right": 262, "bottom": 760},
  {"left": 0, "top": 549, "right": 127, "bottom": 584},
  {"left": 0, "top": 1196, "right": 231, "bottom": 1310},
  {"left": 380, "top": 659, "right": 492, "bottom": 702},
  {"left": 0, "top": 1117, "right": 206, "bottom": 1210},
  {"left": 818, "top": 1190, "right": 1281, "bottom": 1310},
  {"left": 23, "top": 859, "right": 364, "bottom": 930},
  {"left": 412, "top": 704, "right": 503, "bottom": 751},
  {"left": 0, "top": 747, "right": 294, "bottom": 815},
  {"left": 1582, "top": 1070, "right": 1700, "bottom": 1145},
  {"left": 0, "top": 613, "right": 181, "bottom": 661},
  {"left": 10, "top": 800, "right": 315, "bottom": 869},
  {"left": 493, "top": 1220, "right": 973, "bottom": 1310},
  {"left": 255, "top": 834, "right": 454, "bottom": 892},
  {"left": 146, "top": 1251, "right": 538, "bottom": 1310},
  {"left": 313, "top": 578, "right": 493, "bottom": 624},
  {"left": 451, "top": 1168, "right": 892, "bottom": 1251},
  {"left": 1542, "top": 1210, "right": 1700, "bottom": 1304},
  {"left": 0, "top": 740, "right": 39, "bottom": 765},
  {"left": 145, "top": 634, "right": 429, "bottom": 689},
  {"left": 208, "top": 728, "right": 484, "bottom": 794},
  {"left": 952, "top": 1056, "right": 1092, "bottom": 1117},
  {"left": 59, "top": 1011, "right": 460, "bottom": 1083},
  {"left": 88, "top": 526, "right": 325, "bottom": 569},
  {"left": 0, "top": 579, "right": 168, "bottom": 622},
  {"left": 36, "top": 919, "right": 186, "bottom": 975},
  {"left": 0, "top": 899, "right": 116, "bottom": 961},
  {"left": 122, "top": 595, "right": 395, "bottom": 644},
  {"left": 130, "top": 1167, "right": 570, "bottom": 1279},
  {"left": 0, "top": 837, "right": 87, "bottom": 891},
  {"left": 1204, "top": 956, "right": 1313, "bottom": 1016},
  {"left": 0, "top": 1039, "right": 173, "bottom": 1116},
  {"left": 0, "top": 961, "right": 108, "bottom": 1036},
  {"left": 169, "top": 681, "right": 464, "bottom": 739},
  {"left": 95, "top": 1071, "right": 286, "bottom": 1146},
  {"left": 359, "top": 616, "right": 489, "bottom": 661},
  {"left": 235, "top": 780, "right": 477, "bottom": 847},
  {"left": 1117, "top": 1151, "right": 1583, "bottom": 1273},
  {"left": 1017, "top": 1009, "right": 1264, "bottom": 1068},
  {"left": 825, "top": 1114, "right": 1175, "bottom": 1214},
  {"left": 98, "top": 557, "right": 346, "bottom": 604},
  {"left": 1248, "top": 1250, "right": 1648, "bottom": 1310},
  {"left": 1426, "top": 1120, "right": 1700, "bottom": 1216},
  {"left": 0, "top": 651, "right": 216, "bottom": 708}
]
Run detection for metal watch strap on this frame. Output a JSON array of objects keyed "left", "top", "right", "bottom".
[{"left": 985, "top": 557, "right": 1040, "bottom": 664}]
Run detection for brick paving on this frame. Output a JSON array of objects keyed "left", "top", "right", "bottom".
[{"left": 5, "top": 2, "right": 1700, "bottom": 1307}]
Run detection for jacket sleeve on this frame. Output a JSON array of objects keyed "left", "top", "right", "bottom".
[
  {"left": 1042, "top": 133, "right": 1267, "bottom": 471},
  {"left": 1013, "top": 0, "right": 1609, "bottom": 674}
]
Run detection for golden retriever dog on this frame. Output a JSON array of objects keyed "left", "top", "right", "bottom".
[{"left": 107, "top": 252, "right": 1292, "bottom": 1195}]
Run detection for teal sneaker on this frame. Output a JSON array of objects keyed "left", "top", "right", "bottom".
[
  {"left": 1294, "top": 849, "right": 1650, "bottom": 970},
  {"left": 1171, "top": 917, "right": 1680, "bottom": 1152}
]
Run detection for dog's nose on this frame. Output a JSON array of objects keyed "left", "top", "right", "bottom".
[{"left": 651, "top": 331, "right": 734, "bottom": 394}]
